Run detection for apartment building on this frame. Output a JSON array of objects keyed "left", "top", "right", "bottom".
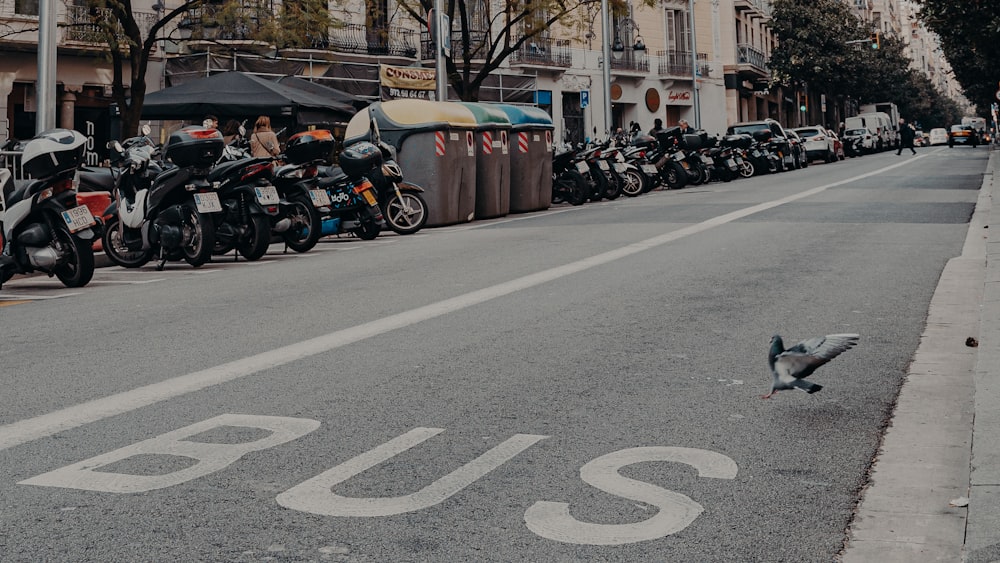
[
  {"left": 0, "top": 0, "right": 164, "bottom": 157},
  {"left": 0, "top": 0, "right": 788, "bottom": 148}
]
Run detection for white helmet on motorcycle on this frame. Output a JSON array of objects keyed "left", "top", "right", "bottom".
[{"left": 22, "top": 128, "right": 87, "bottom": 179}]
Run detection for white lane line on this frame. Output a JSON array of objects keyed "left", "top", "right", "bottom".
[
  {"left": 0, "top": 156, "right": 929, "bottom": 452},
  {"left": 0, "top": 292, "right": 82, "bottom": 300}
]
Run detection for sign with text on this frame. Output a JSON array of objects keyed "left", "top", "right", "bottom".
[
  {"left": 666, "top": 90, "right": 693, "bottom": 105},
  {"left": 380, "top": 65, "right": 436, "bottom": 101}
]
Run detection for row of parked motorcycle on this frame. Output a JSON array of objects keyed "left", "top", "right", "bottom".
[
  {"left": 0, "top": 115, "right": 428, "bottom": 289},
  {"left": 550, "top": 124, "right": 835, "bottom": 206}
]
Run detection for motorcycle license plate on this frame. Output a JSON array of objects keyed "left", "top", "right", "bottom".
[
  {"left": 641, "top": 164, "right": 658, "bottom": 175},
  {"left": 61, "top": 205, "right": 96, "bottom": 233},
  {"left": 596, "top": 160, "right": 610, "bottom": 171},
  {"left": 612, "top": 162, "right": 627, "bottom": 173},
  {"left": 254, "top": 185, "right": 280, "bottom": 205},
  {"left": 575, "top": 161, "right": 589, "bottom": 174},
  {"left": 701, "top": 155, "right": 714, "bottom": 165},
  {"left": 361, "top": 189, "right": 378, "bottom": 206},
  {"left": 309, "top": 189, "right": 331, "bottom": 207},
  {"left": 193, "top": 192, "right": 222, "bottom": 214},
  {"left": 726, "top": 158, "right": 737, "bottom": 169}
]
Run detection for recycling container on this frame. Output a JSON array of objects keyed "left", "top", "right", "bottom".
[
  {"left": 345, "top": 100, "right": 478, "bottom": 227},
  {"left": 459, "top": 102, "right": 512, "bottom": 219},
  {"left": 493, "top": 104, "right": 554, "bottom": 213}
]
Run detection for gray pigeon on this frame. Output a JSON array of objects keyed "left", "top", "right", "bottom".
[{"left": 762, "top": 333, "right": 859, "bottom": 399}]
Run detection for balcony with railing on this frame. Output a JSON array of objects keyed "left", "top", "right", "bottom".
[
  {"left": 609, "top": 49, "right": 649, "bottom": 74},
  {"left": 508, "top": 36, "right": 571, "bottom": 69},
  {"left": 735, "top": 42, "right": 768, "bottom": 77},
  {"left": 327, "top": 23, "right": 418, "bottom": 58},
  {"left": 657, "top": 50, "right": 693, "bottom": 77},
  {"left": 176, "top": 1, "right": 273, "bottom": 45},
  {"left": 63, "top": 6, "right": 158, "bottom": 44},
  {"left": 734, "top": 0, "right": 771, "bottom": 18},
  {"left": 420, "top": 28, "right": 491, "bottom": 62}
]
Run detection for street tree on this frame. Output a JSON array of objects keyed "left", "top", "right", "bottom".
[
  {"left": 390, "top": 0, "right": 647, "bottom": 101},
  {"left": 915, "top": 0, "right": 1000, "bottom": 114}
]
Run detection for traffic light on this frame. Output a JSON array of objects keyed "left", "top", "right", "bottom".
[{"left": 870, "top": 31, "right": 880, "bottom": 50}]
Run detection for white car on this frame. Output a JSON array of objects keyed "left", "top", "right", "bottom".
[
  {"left": 929, "top": 128, "right": 949, "bottom": 146},
  {"left": 791, "top": 126, "right": 837, "bottom": 163},
  {"left": 843, "top": 127, "right": 875, "bottom": 154}
]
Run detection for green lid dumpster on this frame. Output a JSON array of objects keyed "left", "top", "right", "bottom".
[
  {"left": 345, "top": 100, "right": 478, "bottom": 227},
  {"left": 494, "top": 104, "right": 554, "bottom": 213},
  {"left": 459, "top": 102, "right": 512, "bottom": 219}
]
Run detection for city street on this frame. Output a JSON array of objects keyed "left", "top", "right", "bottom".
[{"left": 0, "top": 146, "right": 988, "bottom": 561}]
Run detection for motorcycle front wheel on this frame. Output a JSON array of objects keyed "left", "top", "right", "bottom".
[
  {"left": 102, "top": 216, "right": 153, "bottom": 268},
  {"left": 663, "top": 162, "right": 686, "bottom": 189},
  {"left": 554, "top": 170, "right": 588, "bottom": 206},
  {"left": 181, "top": 205, "right": 215, "bottom": 267},
  {"left": 603, "top": 170, "right": 622, "bottom": 200},
  {"left": 52, "top": 225, "right": 95, "bottom": 288},
  {"left": 383, "top": 191, "right": 427, "bottom": 235},
  {"left": 282, "top": 195, "right": 322, "bottom": 253},
  {"left": 739, "top": 160, "right": 755, "bottom": 178},
  {"left": 620, "top": 168, "right": 645, "bottom": 197}
]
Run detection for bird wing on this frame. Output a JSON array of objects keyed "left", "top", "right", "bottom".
[{"left": 774, "top": 333, "right": 859, "bottom": 380}]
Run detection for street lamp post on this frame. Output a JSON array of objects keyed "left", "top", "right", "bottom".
[
  {"left": 688, "top": 0, "right": 700, "bottom": 130},
  {"left": 600, "top": 0, "right": 613, "bottom": 139},
  {"left": 36, "top": 0, "right": 57, "bottom": 133}
]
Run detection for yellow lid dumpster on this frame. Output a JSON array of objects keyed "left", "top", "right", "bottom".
[{"left": 346, "top": 100, "right": 478, "bottom": 227}]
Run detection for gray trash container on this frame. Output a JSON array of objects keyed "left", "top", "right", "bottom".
[
  {"left": 494, "top": 104, "right": 554, "bottom": 213},
  {"left": 345, "top": 100, "right": 478, "bottom": 227},
  {"left": 460, "top": 102, "right": 512, "bottom": 219}
]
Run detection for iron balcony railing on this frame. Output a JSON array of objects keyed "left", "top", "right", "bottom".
[
  {"left": 63, "top": 5, "right": 157, "bottom": 43},
  {"left": 419, "top": 29, "right": 491, "bottom": 61},
  {"left": 657, "top": 50, "right": 693, "bottom": 76},
  {"left": 177, "top": 2, "right": 274, "bottom": 42},
  {"left": 327, "top": 23, "right": 418, "bottom": 57},
  {"left": 735, "top": 0, "right": 771, "bottom": 17},
  {"left": 509, "top": 36, "right": 571, "bottom": 67},
  {"left": 609, "top": 49, "right": 649, "bottom": 73},
  {"left": 736, "top": 42, "right": 768, "bottom": 73}
]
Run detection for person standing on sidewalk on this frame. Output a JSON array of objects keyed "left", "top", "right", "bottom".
[{"left": 897, "top": 117, "right": 917, "bottom": 155}]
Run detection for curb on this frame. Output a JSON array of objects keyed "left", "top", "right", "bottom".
[{"left": 840, "top": 149, "right": 994, "bottom": 561}]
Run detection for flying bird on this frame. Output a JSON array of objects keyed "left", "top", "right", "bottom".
[{"left": 762, "top": 333, "right": 859, "bottom": 399}]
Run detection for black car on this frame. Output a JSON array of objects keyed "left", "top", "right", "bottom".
[{"left": 726, "top": 119, "right": 801, "bottom": 171}]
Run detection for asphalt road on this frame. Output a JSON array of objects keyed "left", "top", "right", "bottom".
[{"left": 0, "top": 146, "right": 988, "bottom": 561}]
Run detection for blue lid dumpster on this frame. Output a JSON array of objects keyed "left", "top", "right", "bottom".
[
  {"left": 459, "top": 102, "right": 512, "bottom": 219},
  {"left": 493, "top": 104, "right": 554, "bottom": 213},
  {"left": 345, "top": 100, "right": 478, "bottom": 227}
]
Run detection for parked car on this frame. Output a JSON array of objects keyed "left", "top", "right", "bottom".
[
  {"left": 726, "top": 119, "right": 797, "bottom": 171},
  {"left": 791, "top": 126, "right": 837, "bottom": 163},
  {"left": 826, "top": 129, "right": 846, "bottom": 160},
  {"left": 929, "top": 128, "right": 949, "bottom": 146},
  {"left": 785, "top": 130, "right": 808, "bottom": 169},
  {"left": 913, "top": 130, "right": 925, "bottom": 146},
  {"left": 843, "top": 127, "right": 875, "bottom": 154},
  {"left": 949, "top": 125, "right": 978, "bottom": 147}
]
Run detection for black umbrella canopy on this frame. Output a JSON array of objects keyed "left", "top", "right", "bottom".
[
  {"left": 140, "top": 71, "right": 357, "bottom": 124},
  {"left": 273, "top": 75, "right": 370, "bottom": 112}
]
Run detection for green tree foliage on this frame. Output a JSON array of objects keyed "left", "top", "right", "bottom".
[
  {"left": 768, "top": 0, "right": 862, "bottom": 96},
  {"left": 916, "top": 0, "right": 1000, "bottom": 115},
  {"left": 769, "top": 0, "right": 965, "bottom": 127}
]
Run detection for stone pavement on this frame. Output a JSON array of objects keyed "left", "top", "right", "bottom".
[{"left": 840, "top": 148, "right": 999, "bottom": 562}]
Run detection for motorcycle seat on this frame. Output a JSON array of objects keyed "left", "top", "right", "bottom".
[
  {"left": 317, "top": 167, "right": 348, "bottom": 188},
  {"left": 5, "top": 179, "right": 46, "bottom": 207}
]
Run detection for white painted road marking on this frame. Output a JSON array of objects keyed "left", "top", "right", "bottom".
[
  {"left": 277, "top": 428, "right": 547, "bottom": 517},
  {"left": 19, "top": 414, "right": 320, "bottom": 493},
  {"left": 524, "top": 447, "right": 739, "bottom": 545},
  {"left": 0, "top": 156, "right": 930, "bottom": 452}
]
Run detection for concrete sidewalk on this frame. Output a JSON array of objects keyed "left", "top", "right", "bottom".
[{"left": 840, "top": 149, "right": 999, "bottom": 562}]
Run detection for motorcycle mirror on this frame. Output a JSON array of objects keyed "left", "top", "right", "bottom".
[
  {"left": 140, "top": 123, "right": 151, "bottom": 137},
  {"left": 111, "top": 140, "right": 124, "bottom": 153},
  {"left": 238, "top": 125, "right": 246, "bottom": 136}
]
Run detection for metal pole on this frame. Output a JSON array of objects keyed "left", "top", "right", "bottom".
[
  {"left": 434, "top": 0, "right": 447, "bottom": 102},
  {"left": 688, "top": 0, "right": 701, "bottom": 129},
  {"left": 600, "top": 0, "right": 612, "bottom": 138},
  {"left": 36, "top": 0, "right": 57, "bottom": 133}
]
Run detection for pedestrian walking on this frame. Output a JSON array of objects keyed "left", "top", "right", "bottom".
[
  {"left": 897, "top": 118, "right": 917, "bottom": 155},
  {"left": 249, "top": 115, "right": 280, "bottom": 159}
]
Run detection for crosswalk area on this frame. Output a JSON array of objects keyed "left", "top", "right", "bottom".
[{"left": 0, "top": 235, "right": 409, "bottom": 305}]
